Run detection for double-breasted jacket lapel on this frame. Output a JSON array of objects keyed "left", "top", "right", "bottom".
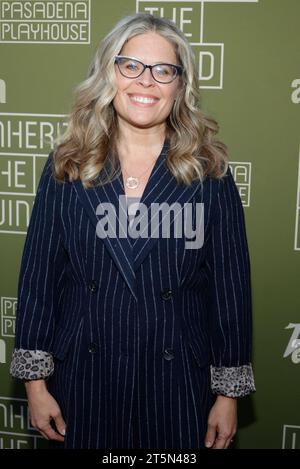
[{"left": 73, "top": 137, "right": 202, "bottom": 301}]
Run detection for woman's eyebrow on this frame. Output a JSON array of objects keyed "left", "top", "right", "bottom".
[{"left": 121, "top": 55, "right": 176, "bottom": 63}]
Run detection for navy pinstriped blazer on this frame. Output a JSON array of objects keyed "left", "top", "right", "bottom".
[{"left": 10, "top": 137, "right": 255, "bottom": 449}]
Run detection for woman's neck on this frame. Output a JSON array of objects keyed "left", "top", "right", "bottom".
[{"left": 116, "top": 120, "right": 166, "bottom": 165}]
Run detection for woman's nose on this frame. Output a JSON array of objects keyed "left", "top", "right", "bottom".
[{"left": 137, "top": 67, "right": 156, "bottom": 86}]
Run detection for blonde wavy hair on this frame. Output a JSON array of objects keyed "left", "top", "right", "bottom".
[{"left": 53, "top": 12, "right": 229, "bottom": 188}]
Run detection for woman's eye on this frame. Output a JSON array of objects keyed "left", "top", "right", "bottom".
[
  {"left": 156, "top": 66, "right": 171, "bottom": 76},
  {"left": 126, "top": 62, "right": 139, "bottom": 70}
]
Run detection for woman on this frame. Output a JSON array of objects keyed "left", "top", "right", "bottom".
[{"left": 10, "top": 12, "right": 255, "bottom": 449}]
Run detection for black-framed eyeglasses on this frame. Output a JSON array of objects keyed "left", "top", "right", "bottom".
[{"left": 114, "top": 55, "right": 183, "bottom": 84}]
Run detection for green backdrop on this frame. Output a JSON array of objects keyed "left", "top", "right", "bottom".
[{"left": 0, "top": 0, "right": 299, "bottom": 449}]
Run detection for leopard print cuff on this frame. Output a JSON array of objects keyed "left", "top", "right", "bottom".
[
  {"left": 10, "top": 349, "right": 54, "bottom": 380},
  {"left": 210, "top": 363, "right": 256, "bottom": 397}
]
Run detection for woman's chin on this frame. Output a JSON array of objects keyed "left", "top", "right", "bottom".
[{"left": 127, "top": 117, "right": 159, "bottom": 129}]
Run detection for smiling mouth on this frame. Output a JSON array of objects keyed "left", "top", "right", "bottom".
[{"left": 128, "top": 94, "right": 159, "bottom": 105}]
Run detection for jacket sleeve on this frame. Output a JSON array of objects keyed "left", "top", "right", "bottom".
[
  {"left": 10, "top": 152, "right": 67, "bottom": 380},
  {"left": 205, "top": 166, "right": 256, "bottom": 397}
]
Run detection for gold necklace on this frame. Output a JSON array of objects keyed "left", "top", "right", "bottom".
[{"left": 121, "top": 157, "right": 157, "bottom": 189}]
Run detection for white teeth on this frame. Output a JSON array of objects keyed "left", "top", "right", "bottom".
[{"left": 130, "top": 95, "right": 157, "bottom": 104}]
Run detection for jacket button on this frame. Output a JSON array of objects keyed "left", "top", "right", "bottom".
[
  {"left": 163, "top": 348, "right": 174, "bottom": 360},
  {"left": 88, "top": 342, "right": 97, "bottom": 353},
  {"left": 88, "top": 280, "right": 98, "bottom": 292},
  {"left": 160, "top": 289, "right": 172, "bottom": 300}
]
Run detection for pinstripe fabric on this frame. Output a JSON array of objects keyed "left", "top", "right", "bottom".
[{"left": 11, "top": 137, "right": 255, "bottom": 448}]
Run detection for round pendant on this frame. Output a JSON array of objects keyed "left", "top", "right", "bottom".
[{"left": 126, "top": 177, "right": 139, "bottom": 189}]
